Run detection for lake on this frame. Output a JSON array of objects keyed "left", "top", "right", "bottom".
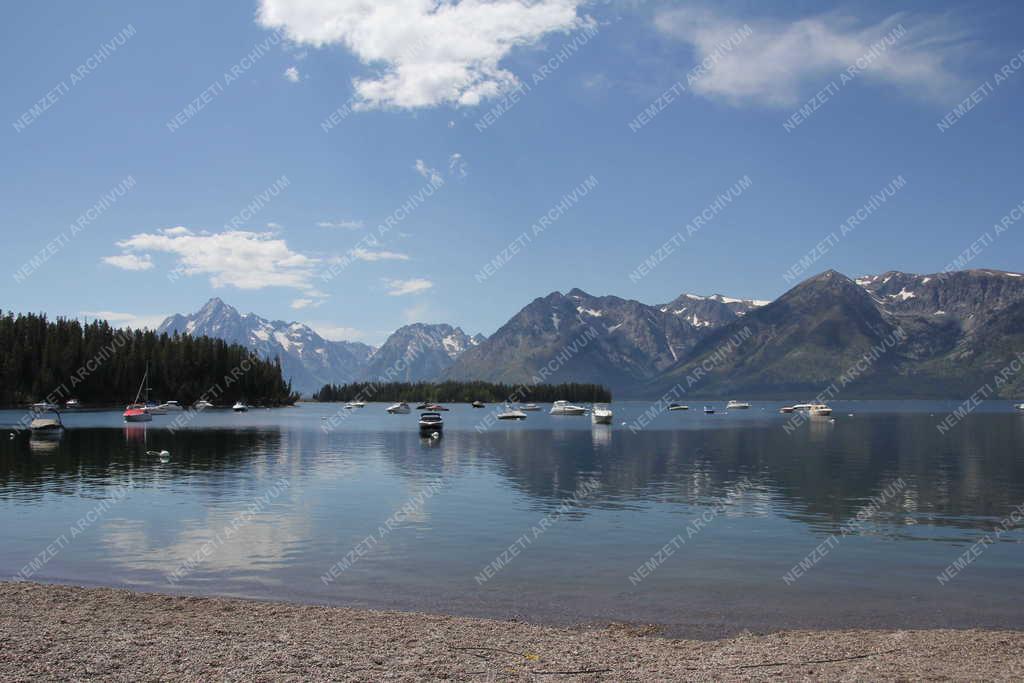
[{"left": 2, "top": 400, "right": 1023, "bottom": 637}]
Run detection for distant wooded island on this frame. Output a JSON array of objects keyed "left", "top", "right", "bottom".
[
  {"left": 0, "top": 312, "right": 299, "bottom": 407},
  {"left": 311, "top": 381, "right": 612, "bottom": 403}
]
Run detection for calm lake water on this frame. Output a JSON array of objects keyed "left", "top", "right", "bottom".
[{"left": 2, "top": 401, "right": 1023, "bottom": 637}]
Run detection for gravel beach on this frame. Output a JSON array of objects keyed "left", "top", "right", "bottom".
[{"left": 1, "top": 581, "right": 1022, "bottom": 681}]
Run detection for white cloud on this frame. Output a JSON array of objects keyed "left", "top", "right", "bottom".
[
  {"left": 266, "top": 221, "right": 283, "bottom": 229},
  {"left": 110, "top": 228, "right": 320, "bottom": 293},
  {"left": 81, "top": 310, "right": 167, "bottom": 330},
  {"left": 655, "top": 8, "right": 963, "bottom": 107},
  {"left": 414, "top": 159, "right": 442, "bottom": 184},
  {"left": 351, "top": 247, "right": 409, "bottom": 262},
  {"left": 256, "top": 0, "right": 590, "bottom": 110},
  {"left": 284, "top": 66, "right": 301, "bottom": 82},
  {"left": 307, "top": 324, "right": 372, "bottom": 342},
  {"left": 384, "top": 277, "right": 434, "bottom": 296},
  {"left": 317, "top": 219, "right": 364, "bottom": 229},
  {"left": 290, "top": 298, "right": 321, "bottom": 309},
  {"left": 102, "top": 253, "right": 154, "bottom": 271}
]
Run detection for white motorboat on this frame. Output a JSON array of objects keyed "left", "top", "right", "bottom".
[
  {"left": 520, "top": 404, "right": 541, "bottom": 411},
  {"left": 780, "top": 403, "right": 812, "bottom": 414},
  {"left": 726, "top": 400, "right": 751, "bottom": 409},
  {"left": 809, "top": 404, "right": 832, "bottom": 417},
  {"left": 158, "top": 400, "right": 184, "bottom": 412},
  {"left": 497, "top": 408, "right": 527, "bottom": 420},
  {"left": 65, "top": 398, "right": 82, "bottom": 410},
  {"left": 194, "top": 399, "right": 213, "bottom": 409},
  {"left": 29, "top": 406, "right": 64, "bottom": 433},
  {"left": 232, "top": 401, "right": 249, "bottom": 412},
  {"left": 703, "top": 406, "right": 715, "bottom": 414},
  {"left": 419, "top": 412, "right": 444, "bottom": 432},
  {"left": 31, "top": 402, "right": 60, "bottom": 412},
  {"left": 387, "top": 402, "right": 411, "bottom": 414},
  {"left": 1016, "top": 403, "right": 1024, "bottom": 411},
  {"left": 668, "top": 403, "right": 688, "bottom": 411},
  {"left": 550, "top": 400, "right": 586, "bottom": 416},
  {"left": 591, "top": 403, "right": 614, "bottom": 425},
  {"left": 345, "top": 401, "right": 366, "bottom": 409}
]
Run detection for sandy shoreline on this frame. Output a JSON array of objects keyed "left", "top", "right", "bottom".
[{"left": 1, "top": 582, "right": 1022, "bottom": 681}]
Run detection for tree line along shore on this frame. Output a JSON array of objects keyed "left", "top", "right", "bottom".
[
  {"left": 0, "top": 312, "right": 298, "bottom": 408},
  {"left": 312, "top": 381, "right": 612, "bottom": 404}
]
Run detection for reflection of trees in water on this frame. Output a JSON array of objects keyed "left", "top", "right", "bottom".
[{"left": 373, "top": 415, "right": 1024, "bottom": 534}]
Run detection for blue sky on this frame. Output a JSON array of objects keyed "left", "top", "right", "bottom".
[{"left": 3, "top": 0, "right": 1023, "bottom": 345}]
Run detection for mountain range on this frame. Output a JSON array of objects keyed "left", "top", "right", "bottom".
[{"left": 157, "top": 269, "right": 1024, "bottom": 398}]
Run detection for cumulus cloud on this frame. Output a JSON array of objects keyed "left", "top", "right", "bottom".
[
  {"left": 109, "top": 227, "right": 320, "bottom": 293},
  {"left": 284, "top": 66, "right": 301, "bottom": 82},
  {"left": 290, "top": 298, "right": 321, "bottom": 309},
  {"left": 655, "top": 8, "right": 964, "bottom": 107},
  {"left": 351, "top": 247, "right": 409, "bottom": 262},
  {"left": 102, "top": 253, "right": 154, "bottom": 271},
  {"left": 317, "top": 219, "right": 364, "bottom": 229},
  {"left": 81, "top": 310, "right": 167, "bottom": 330},
  {"left": 384, "top": 277, "right": 434, "bottom": 296},
  {"left": 414, "top": 159, "right": 442, "bottom": 184},
  {"left": 256, "top": 0, "right": 590, "bottom": 109}
]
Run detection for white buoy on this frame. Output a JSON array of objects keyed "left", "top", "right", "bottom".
[{"left": 431, "top": 431, "right": 440, "bottom": 439}]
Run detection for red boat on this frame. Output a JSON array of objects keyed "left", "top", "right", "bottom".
[{"left": 123, "top": 365, "right": 154, "bottom": 422}]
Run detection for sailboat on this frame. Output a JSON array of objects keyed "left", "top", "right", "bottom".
[{"left": 123, "top": 365, "right": 154, "bottom": 423}]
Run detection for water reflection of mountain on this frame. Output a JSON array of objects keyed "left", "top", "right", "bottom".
[{"left": 371, "top": 414, "right": 1024, "bottom": 534}]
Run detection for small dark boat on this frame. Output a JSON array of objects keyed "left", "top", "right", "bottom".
[
  {"left": 425, "top": 403, "right": 450, "bottom": 411},
  {"left": 471, "top": 400, "right": 485, "bottom": 408},
  {"left": 703, "top": 406, "right": 715, "bottom": 414},
  {"left": 415, "top": 402, "right": 430, "bottom": 410},
  {"left": 419, "top": 412, "right": 444, "bottom": 432}
]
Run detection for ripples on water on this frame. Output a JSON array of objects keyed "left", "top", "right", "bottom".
[{"left": 1, "top": 401, "right": 1023, "bottom": 635}]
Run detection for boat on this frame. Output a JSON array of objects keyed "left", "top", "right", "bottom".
[
  {"left": 158, "top": 400, "right": 184, "bottom": 412},
  {"left": 418, "top": 411, "right": 444, "bottom": 432},
  {"left": 520, "top": 403, "right": 541, "bottom": 411},
  {"left": 1016, "top": 404, "right": 1024, "bottom": 411},
  {"left": 232, "top": 401, "right": 249, "bottom": 412},
  {"left": 809, "top": 404, "right": 832, "bottom": 417},
  {"left": 550, "top": 400, "right": 586, "bottom": 416},
  {"left": 780, "top": 403, "right": 812, "bottom": 414},
  {"left": 29, "top": 405, "right": 64, "bottom": 433},
  {"left": 726, "top": 400, "right": 751, "bottom": 409},
  {"left": 415, "top": 402, "right": 430, "bottom": 410},
  {"left": 591, "top": 403, "right": 614, "bottom": 425},
  {"left": 123, "top": 368, "right": 154, "bottom": 423},
  {"left": 471, "top": 400, "right": 485, "bottom": 408},
  {"left": 497, "top": 408, "right": 527, "bottom": 420},
  {"left": 703, "top": 406, "right": 715, "bottom": 414},
  {"left": 194, "top": 399, "right": 213, "bottom": 409},
  {"left": 425, "top": 403, "right": 450, "bottom": 412},
  {"left": 65, "top": 398, "right": 81, "bottom": 410},
  {"left": 31, "top": 402, "right": 60, "bottom": 412},
  {"left": 387, "top": 402, "right": 411, "bottom": 414},
  {"left": 668, "top": 403, "right": 688, "bottom": 411},
  {"left": 345, "top": 401, "right": 366, "bottom": 409}
]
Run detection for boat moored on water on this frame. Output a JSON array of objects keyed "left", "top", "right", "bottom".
[
  {"left": 387, "top": 402, "right": 411, "bottom": 414},
  {"left": 65, "top": 398, "right": 81, "bottom": 410},
  {"left": 419, "top": 412, "right": 444, "bottom": 432},
  {"left": 726, "top": 400, "right": 751, "bottom": 409},
  {"left": 591, "top": 404, "right": 614, "bottom": 425},
  {"left": 780, "top": 403, "right": 812, "bottom": 414},
  {"left": 158, "top": 400, "right": 184, "bottom": 412},
  {"left": 425, "top": 403, "right": 450, "bottom": 411},
  {"left": 124, "top": 367, "right": 154, "bottom": 422},
  {"left": 809, "top": 404, "right": 833, "bottom": 417},
  {"left": 550, "top": 400, "right": 586, "bottom": 416},
  {"left": 497, "top": 407, "right": 527, "bottom": 420},
  {"left": 194, "top": 399, "right": 213, "bottom": 409},
  {"left": 31, "top": 402, "right": 60, "bottom": 412},
  {"left": 520, "top": 404, "right": 541, "bottom": 411},
  {"left": 232, "top": 401, "right": 249, "bottom": 412},
  {"left": 704, "top": 406, "right": 715, "bottom": 414},
  {"left": 471, "top": 400, "right": 485, "bottom": 408},
  {"left": 345, "top": 401, "right": 366, "bottom": 409},
  {"left": 668, "top": 403, "right": 688, "bottom": 411},
  {"left": 29, "top": 406, "right": 64, "bottom": 433}
]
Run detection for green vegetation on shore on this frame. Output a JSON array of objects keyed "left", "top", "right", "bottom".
[
  {"left": 0, "top": 311, "right": 298, "bottom": 407},
  {"left": 312, "top": 380, "right": 612, "bottom": 403}
]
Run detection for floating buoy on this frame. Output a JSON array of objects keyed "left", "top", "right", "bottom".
[
  {"left": 147, "top": 449, "right": 171, "bottom": 463},
  {"left": 431, "top": 431, "right": 440, "bottom": 439}
]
